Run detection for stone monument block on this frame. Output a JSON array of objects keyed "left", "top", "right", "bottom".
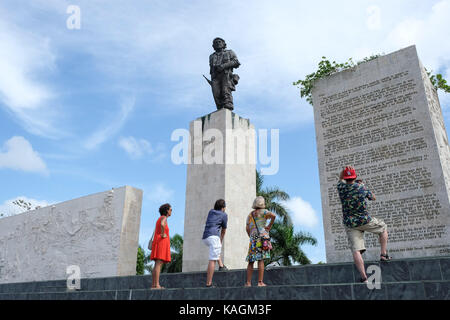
[
  {"left": 0, "top": 186, "right": 143, "bottom": 284},
  {"left": 183, "top": 108, "right": 256, "bottom": 272},
  {"left": 312, "top": 45, "right": 450, "bottom": 263}
]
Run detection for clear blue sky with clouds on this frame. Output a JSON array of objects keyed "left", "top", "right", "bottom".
[{"left": 0, "top": 0, "right": 449, "bottom": 264}]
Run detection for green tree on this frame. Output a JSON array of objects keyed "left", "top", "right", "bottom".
[
  {"left": 269, "top": 222, "right": 317, "bottom": 265},
  {"left": 293, "top": 55, "right": 449, "bottom": 105},
  {"left": 161, "top": 234, "right": 183, "bottom": 273},
  {"left": 256, "top": 170, "right": 317, "bottom": 265},
  {"left": 136, "top": 245, "right": 146, "bottom": 275},
  {"left": 256, "top": 170, "right": 291, "bottom": 225},
  {"left": 140, "top": 233, "right": 184, "bottom": 274}
]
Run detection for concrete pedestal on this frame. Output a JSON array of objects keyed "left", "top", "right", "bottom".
[{"left": 182, "top": 109, "right": 256, "bottom": 272}]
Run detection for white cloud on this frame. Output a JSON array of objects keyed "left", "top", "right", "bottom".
[
  {"left": 118, "top": 136, "right": 152, "bottom": 159},
  {"left": 146, "top": 184, "right": 174, "bottom": 204},
  {"left": 0, "top": 16, "right": 62, "bottom": 138},
  {"left": 386, "top": 0, "right": 450, "bottom": 71},
  {"left": 282, "top": 196, "right": 319, "bottom": 228},
  {"left": 84, "top": 96, "right": 135, "bottom": 150},
  {"left": 0, "top": 136, "right": 48, "bottom": 174},
  {"left": 0, "top": 196, "right": 51, "bottom": 218},
  {"left": 366, "top": 5, "right": 382, "bottom": 30},
  {"left": 118, "top": 136, "right": 167, "bottom": 161}
]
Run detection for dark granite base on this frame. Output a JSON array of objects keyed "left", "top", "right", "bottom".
[{"left": 0, "top": 256, "right": 448, "bottom": 300}]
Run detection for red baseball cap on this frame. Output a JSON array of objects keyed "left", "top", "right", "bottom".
[{"left": 343, "top": 167, "right": 357, "bottom": 180}]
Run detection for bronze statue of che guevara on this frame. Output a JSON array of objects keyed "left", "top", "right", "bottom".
[{"left": 204, "top": 38, "right": 240, "bottom": 111}]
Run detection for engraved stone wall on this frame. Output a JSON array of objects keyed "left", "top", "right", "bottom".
[
  {"left": 312, "top": 46, "right": 450, "bottom": 263},
  {"left": 0, "top": 186, "right": 142, "bottom": 284}
]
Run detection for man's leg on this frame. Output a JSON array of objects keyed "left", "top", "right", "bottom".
[
  {"left": 379, "top": 229, "right": 388, "bottom": 256},
  {"left": 218, "top": 257, "right": 224, "bottom": 268},
  {"left": 352, "top": 250, "right": 367, "bottom": 281},
  {"left": 206, "top": 260, "right": 216, "bottom": 286}
]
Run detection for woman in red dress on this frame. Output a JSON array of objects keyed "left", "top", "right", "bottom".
[{"left": 150, "top": 203, "right": 172, "bottom": 289}]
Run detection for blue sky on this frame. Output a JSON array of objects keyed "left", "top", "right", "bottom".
[{"left": 0, "top": 0, "right": 449, "bottom": 264}]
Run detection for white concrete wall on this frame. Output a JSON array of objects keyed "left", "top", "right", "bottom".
[{"left": 0, "top": 186, "right": 142, "bottom": 283}]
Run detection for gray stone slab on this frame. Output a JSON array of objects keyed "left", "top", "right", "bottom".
[
  {"left": 321, "top": 284, "right": 353, "bottom": 300},
  {"left": 327, "top": 264, "right": 355, "bottom": 284},
  {"left": 386, "top": 282, "right": 426, "bottom": 300},
  {"left": 352, "top": 283, "right": 388, "bottom": 300},
  {"left": 104, "top": 277, "right": 118, "bottom": 291},
  {"left": 196, "top": 287, "right": 220, "bottom": 300},
  {"left": 305, "top": 265, "right": 330, "bottom": 284},
  {"left": 266, "top": 285, "right": 321, "bottom": 300},
  {"left": 239, "top": 287, "right": 267, "bottom": 300},
  {"left": 379, "top": 260, "right": 411, "bottom": 282},
  {"left": 265, "top": 267, "right": 308, "bottom": 286},
  {"left": 131, "top": 289, "right": 164, "bottom": 300},
  {"left": 86, "top": 278, "right": 105, "bottom": 291},
  {"left": 161, "top": 288, "right": 185, "bottom": 300},
  {"left": 439, "top": 258, "right": 450, "bottom": 280},
  {"left": 115, "top": 290, "right": 131, "bottom": 300},
  {"left": 223, "top": 270, "right": 245, "bottom": 287},
  {"left": 408, "top": 260, "right": 442, "bottom": 281},
  {"left": 219, "top": 287, "right": 244, "bottom": 300},
  {"left": 423, "top": 281, "right": 450, "bottom": 300}
]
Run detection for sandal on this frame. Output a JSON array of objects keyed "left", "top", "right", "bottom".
[
  {"left": 359, "top": 277, "right": 368, "bottom": 283},
  {"left": 380, "top": 253, "right": 392, "bottom": 261}
]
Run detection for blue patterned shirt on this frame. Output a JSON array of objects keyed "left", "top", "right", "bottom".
[{"left": 337, "top": 181, "right": 374, "bottom": 228}]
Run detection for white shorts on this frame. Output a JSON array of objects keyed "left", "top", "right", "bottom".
[{"left": 202, "top": 235, "right": 222, "bottom": 261}]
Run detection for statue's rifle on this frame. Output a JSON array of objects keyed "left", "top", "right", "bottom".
[{"left": 203, "top": 74, "right": 212, "bottom": 86}]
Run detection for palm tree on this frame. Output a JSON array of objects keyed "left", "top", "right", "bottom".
[
  {"left": 141, "top": 233, "right": 183, "bottom": 274},
  {"left": 162, "top": 234, "right": 183, "bottom": 273},
  {"left": 256, "top": 170, "right": 292, "bottom": 225},
  {"left": 269, "top": 222, "right": 317, "bottom": 265},
  {"left": 256, "top": 170, "right": 317, "bottom": 265}
]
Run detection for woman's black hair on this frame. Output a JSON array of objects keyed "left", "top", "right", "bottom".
[
  {"left": 214, "top": 199, "right": 226, "bottom": 211},
  {"left": 159, "top": 203, "right": 171, "bottom": 216}
]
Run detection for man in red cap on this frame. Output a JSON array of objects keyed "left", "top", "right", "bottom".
[{"left": 337, "top": 166, "right": 391, "bottom": 283}]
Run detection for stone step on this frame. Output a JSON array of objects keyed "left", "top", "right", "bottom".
[
  {"left": 0, "top": 280, "right": 448, "bottom": 300},
  {"left": 0, "top": 256, "right": 448, "bottom": 295}
]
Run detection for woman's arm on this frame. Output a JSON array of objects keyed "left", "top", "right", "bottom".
[
  {"left": 245, "top": 215, "right": 251, "bottom": 237},
  {"left": 160, "top": 216, "right": 167, "bottom": 238},
  {"left": 265, "top": 212, "right": 276, "bottom": 231}
]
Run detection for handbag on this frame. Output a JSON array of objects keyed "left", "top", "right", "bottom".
[{"left": 251, "top": 211, "right": 272, "bottom": 251}]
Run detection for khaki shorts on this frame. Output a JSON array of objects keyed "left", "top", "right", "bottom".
[{"left": 345, "top": 217, "right": 387, "bottom": 253}]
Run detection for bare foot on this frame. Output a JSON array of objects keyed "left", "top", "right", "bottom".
[
  {"left": 151, "top": 286, "right": 165, "bottom": 290},
  {"left": 257, "top": 281, "right": 266, "bottom": 287},
  {"left": 244, "top": 282, "right": 251, "bottom": 287}
]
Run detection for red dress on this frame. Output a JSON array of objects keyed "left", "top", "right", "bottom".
[{"left": 150, "top": 216, "right": 171, "bottom": 263}]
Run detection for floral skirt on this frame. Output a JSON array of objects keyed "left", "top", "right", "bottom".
[{"left": 246, "top": 235, "right": 271, "bottom": 263}]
